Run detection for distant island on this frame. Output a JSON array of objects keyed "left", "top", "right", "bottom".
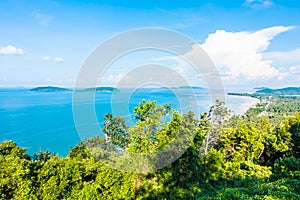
[
  {"left": 178, "top": 86, "right": 205, "bottom": 89},
  {"left": 159, "top": 86, "right": 205, "bottom": 90},
  {"left": 256, "top": 87, "right": 300, "bottom": 95},
  {"left": 30, "top": 86, "right": 71, "bottom": 92},
  {"left": 76, "top": 87, "right": 119, "bottom": 92},
  {"left": 228, "top": 86, "right": 300, "bottom": 97},
  {"left": 30, "top": 86, "right": 119, "bottom": 93}
]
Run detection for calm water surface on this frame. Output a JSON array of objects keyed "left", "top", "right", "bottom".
[{"left": 0, "top": 88, "right": 256, "bottom": 156}]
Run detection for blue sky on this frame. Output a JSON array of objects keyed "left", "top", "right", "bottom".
[{"left": 0, "top": 0, "right": 300, "bottom": 89}]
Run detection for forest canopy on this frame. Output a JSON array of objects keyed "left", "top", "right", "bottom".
[{"left": 1, "top": 97, "right": 300, "bottom": 199}]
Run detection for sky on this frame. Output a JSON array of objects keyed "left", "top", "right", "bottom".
[{"left": 0, "top": 0, "right": 300, "bottom": 90}]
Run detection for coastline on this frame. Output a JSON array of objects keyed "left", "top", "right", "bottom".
[
  {"left": 247, "top": 96, "right": 260, "bottom": 109},
  {"left": 226, "top": 95, "right": 260, "bottom": 115}
]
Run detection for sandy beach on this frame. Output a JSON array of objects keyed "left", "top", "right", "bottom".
[{"left": 225, "top": 95, "right": 260, "bottom": 115}]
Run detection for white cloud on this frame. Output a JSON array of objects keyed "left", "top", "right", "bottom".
[
  {"left": 201, "top": 26, "right": 295, "bottom": 81},
  {"left": 54, "top": 57, "right": 64, "bottom": 63},
  {"left": 273, "top": 65, "right": 300, "bottom": 85},
  {"left": 263, "top": 48, "right": 300, "bottom": 66},
  {"left": 0, "top": 45, "right": 24, "bottom": 55},
  {"left": 243, "top": 0, "right": 273, "bottom": 8},
  {"left": 42, "top": 56, "right": 50, "bottom": 61},
  {"left": 42, "top": 56, "right": 63, "bottom": 63}
]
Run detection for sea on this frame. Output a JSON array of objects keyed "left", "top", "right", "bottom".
[{"left": 0, "top": 88, "right": 257, "bottom": 156}]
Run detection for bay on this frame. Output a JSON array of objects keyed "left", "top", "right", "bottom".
[{"left": 0, "top": 88, "right": 257, "bottom": 156}]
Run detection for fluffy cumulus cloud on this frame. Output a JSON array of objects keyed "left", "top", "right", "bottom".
[
  {"left": 201, "top": 26, "right": 295, "bottom": 81},
  {"left": 0, "top": 45, "right": 24, "bottom": 55},
  {"left": 157, "top": 26, "right": 298, "bottom": 87}
]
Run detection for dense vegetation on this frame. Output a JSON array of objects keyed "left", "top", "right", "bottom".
[
  {"left": 228, "top": 86, "right": 300, "bottom": 98},
  {"left": 256, "top": 87, "right": 300, "bottom": 95},
  {"left": 1, "top": 97, "right": 300, "bottom": 199}
]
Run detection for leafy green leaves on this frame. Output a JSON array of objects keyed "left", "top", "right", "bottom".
[{"left": 1, "top": 98, "right": 300, "bottom": 199}]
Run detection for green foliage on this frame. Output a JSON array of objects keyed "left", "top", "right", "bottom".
[
  {"left": 201, "top": 100, "right": 231, "bottom": 155},
  {"left": 33, "top": 150, "right": 54, "bottom": 163},
  {"left": 127, "top": 100, "right": 173, "bottom": 153},
  {"left": 0, "top": 141, "right": 34, "bottom": 199},
  {"left": 0, "top": 140, "right": 30, "bottom": 160},
  {"left": 288, "top": 113, "right": 300, "bottom": 158},
  {"left": 133, "top": 99, "right": 170, "bottom": 122},
  {"left": 273, "top": 157, "right": 300, "bottom": 179},
  {"left": 103, "top": 113, "right": 129, "bottom": 149},
  {"left": 1, "top": 98, "right": 300, "bottom": 199},
  {"left": 68, "top": 141, "right": 91, "bottom": 159}
]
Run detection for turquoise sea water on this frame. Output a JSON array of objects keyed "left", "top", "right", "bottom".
[{"left": 0, "top": 88, "right": 256, "bottom": 156}]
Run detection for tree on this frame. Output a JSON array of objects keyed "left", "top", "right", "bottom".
[
  {"left": 1, "top": 98, "right": 300, "bottom": 199},
  {"left": 102, "top": 113, "right": 129, "bottom": 149},
  {"left": 33, "top": 150, "right": 54, "bottom": 163},
  {"left": 0, "top": 141, "right": 34, "bottom": 199},
  {"left": 288, "top": 113, "right": 300, "bottom": 158},
  {"left": 201, "top": 100, "right": 231, "bottom": 155},
  {"left": 127, "top": 100, "right": 172, "bottom": 154}
]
